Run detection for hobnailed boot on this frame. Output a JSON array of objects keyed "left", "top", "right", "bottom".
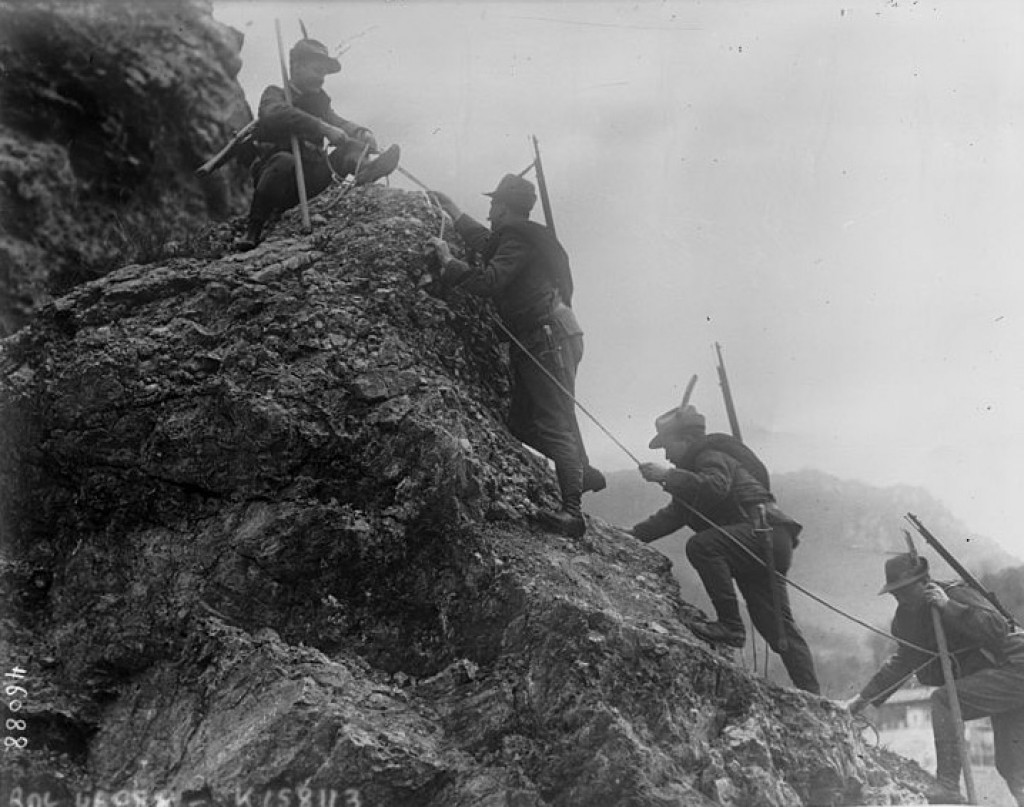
[
  {"left": 536, "top": 479, "right": 585, "bottom": 536},
  {"left": 691, "top": 598, "right": 746, "bottom": 648},
  {"left": 537, "top": 494, "right": 585, "bottom": 539},
  {"left": 355, "top": 144, "right": 401, "bottom": 186},
  {"left": 691, "top": 621, "right": 746, "bottom": 648},
  {"left": 582, "top": 465, "right": 607, "bottom": 493},
  {"left": 923, "top": 778, "right": 964, "bottom": 805},
  {"left": 234, "top": 217, "right": 264, "bottom": 252}
]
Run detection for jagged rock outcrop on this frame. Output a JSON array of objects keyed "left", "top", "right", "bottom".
[
  {"left": 0, "top": 183, "right": 937, "bottom": 805},
  {"left": 0, "top": 0, "right": 251, "bottom": 335}
]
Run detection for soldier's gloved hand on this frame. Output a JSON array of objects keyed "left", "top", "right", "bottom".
[
  {"left": 429, "top": 191, "right": 462, "bottom": 221},
  {"left": 428, "top": 237, "right": 452, "bottom": 274},
  {"left": 923, "top": 582, "right": 951, "bottom": 611},
  {"left": 638, "top": 462, "right": 670, "bottom": 484}
]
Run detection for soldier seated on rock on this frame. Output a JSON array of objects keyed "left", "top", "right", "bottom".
[{"left": 235, "top": 38, "right": 401, "bottom": 251}]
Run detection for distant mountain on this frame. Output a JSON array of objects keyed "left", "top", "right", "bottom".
[{"left": 585, "top": 467, "right": 1022, "bottom": 694}]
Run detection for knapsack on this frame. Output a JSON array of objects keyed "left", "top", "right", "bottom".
[
  {"left": 682, "top": 433, "right": 771, "bottom": 492},
  {"left": 496, "top": 220, "right": 574, "bottom": 306}
]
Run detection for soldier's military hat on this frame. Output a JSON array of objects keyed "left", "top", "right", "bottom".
[
  {"left": 290, "top": 39, "right": 341, "bottom": 74},
  {"left": 878, "top": 553, "right": 930, "bottom": 595},
  {"left": 648, "top": 404, "right": 706, "bottom": 449},
  {"left": 484, "top": 174, "right": 537, "bottom": 213}
]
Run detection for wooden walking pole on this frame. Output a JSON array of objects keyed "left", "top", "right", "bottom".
[
  {"left": 275, "top": 19, "right": 312, "bottom": 233},
  {"left": 932, "top": 608, "right": 978, "bottom": 804},
  {"left": 902, "top": 531, "right": 977, "bottom": 804}
]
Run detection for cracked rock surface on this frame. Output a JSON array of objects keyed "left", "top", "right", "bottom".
[
  {"left": 0, "top": 182, "right": 935, "bottom": 805},
  {"left": 0, "top": 0, "right": 251, "bottom": 334}
]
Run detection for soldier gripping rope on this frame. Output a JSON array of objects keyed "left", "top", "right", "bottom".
[
  {"left": 629, "top": 400, "right": 820, "bottom": 694},
  {"left": 427, "top": 173, "right": 605, "bottom": 539}
]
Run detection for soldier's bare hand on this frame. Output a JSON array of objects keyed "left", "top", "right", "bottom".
[
  {"left": 841, "top": 695, "right": 866, "bottom": 715},
  {"left": 324, "top": 125, "right": 351, "bottom": 147},
  {"left": 428, "top": 236, "right": 452, "bottom": 268},
  {"left": 923, "top": 582, "right": 950, "bottom": 611},
  {"left": 639, "top": 462, "right": 670, "bottom": 484},
  {"left": 429, "top": 191, "right": 461, "bottom": 220},
  {"left": 357, "top": 128, "right": 378, "bottom": 152}
]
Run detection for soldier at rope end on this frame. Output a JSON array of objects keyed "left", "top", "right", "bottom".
[{"left": 844, "top": 553, "right": 1024, "bottom": 806}]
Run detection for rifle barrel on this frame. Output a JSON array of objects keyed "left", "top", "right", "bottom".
[
  {"left": 531, "top": 135, "right": 556, "bottom": 236},
  {"left": 906, "top": 513, "right": 1017, "bottom": 628},
  {"left": 195, "top": 120, "right": 257, "bottom": 177},
  {"left": 714, "top": 342, "right": 743, "bottom": 442}
]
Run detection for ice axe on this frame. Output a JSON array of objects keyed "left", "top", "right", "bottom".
[
  {"left": 275, "top": 19, "right": 312, "bottom": 233},
  {"left": 902, "top": 530, "right": 977, "bottom": 804}
]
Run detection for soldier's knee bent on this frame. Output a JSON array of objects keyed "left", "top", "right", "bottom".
[
  {"left": 685, "top": 531, "right": 716, "bottom": 564},
  {"left": 930, "top": 687, "right": 950, "bottom": 711}
]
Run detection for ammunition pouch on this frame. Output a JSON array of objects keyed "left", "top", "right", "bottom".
[
  {"left": 538, "top": 324, "right": 568, "bottom": 377},
  {"left": 741, "top": 502, "right": 802, "bottom": 547},
  {"left": 543, "top": 301, "right": 583, "bottom": 341}
]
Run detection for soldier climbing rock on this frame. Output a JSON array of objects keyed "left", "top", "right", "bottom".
[
  {"left": 629, "top": 402, "right": 820, "bottom": 693},
  {"left": 844, "top": 553, "right": 1024, "bottom": 806},
  {"left": 427, "top": 173, "right": 605, "bottom": 539},
  {"left": 235, "top": 38, "right": 401, "bottom": 251}
]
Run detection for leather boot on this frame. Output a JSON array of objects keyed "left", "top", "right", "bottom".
[
  {"left": 923, "top": 778, "right": 964, "bottom": 805},
  {"left": 537, "top": 493, "right": 585, "bottom": 538},
  {"left": 355, "top": 144, "right": 401, "bottom": 186},
  {"left": 692, "top": 598, "right": 746, "bottom": 648},
  {"left": 234, "top": 217, "right": 264, "bottom": 252},
  {"left": 582, "top": 465, "right": 606, "bottom": 493}
]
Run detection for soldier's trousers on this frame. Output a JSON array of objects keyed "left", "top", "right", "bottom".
[
  {"left": 247, "top": 142, "right": 366, "bottom": 230},
  {"left": 931, "top": 641, "right": 1024, "bottom": 805},
  {"left": 685, "top": 522, "right": 820, "bottom": 693},
  {"left": 507, "top": 332, "right": 588, "bottom": 504}
]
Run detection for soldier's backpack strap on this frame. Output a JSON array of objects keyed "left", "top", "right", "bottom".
[{"left": 685, "top": 433, "right": 772, "bottom": 492}]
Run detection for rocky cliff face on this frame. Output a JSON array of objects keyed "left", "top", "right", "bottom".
[
  {"left": 0, "top": 182, "right": 937, "bottom": 805},
  {"left": 0, "top": 0, "right": 251, "bottom": 335},
  {"left": 0, "top": 3, "right": 942, "bottom": 803}
]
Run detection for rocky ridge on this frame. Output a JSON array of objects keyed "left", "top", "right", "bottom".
[
  {"left": 0, "top": 0, "right": 251, "bottom": 335},
  {"left": 0, "top": 181, "right": 936, "bottom": 806}
]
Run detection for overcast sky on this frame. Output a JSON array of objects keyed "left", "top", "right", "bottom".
[{"left": 214, "top": 0, "right": 1024, "bottom": 561}]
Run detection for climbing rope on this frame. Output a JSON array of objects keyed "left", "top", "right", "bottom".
[{"left": 479, "top": 311, "right": 940, "bottom": 660}]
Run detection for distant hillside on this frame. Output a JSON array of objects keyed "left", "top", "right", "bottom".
[{"left": 585, "top": 466, "right": 1023, "bottom": 695}]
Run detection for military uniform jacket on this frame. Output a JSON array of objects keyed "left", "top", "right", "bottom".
[
  {"left": 859, "top": 582, "right": 1024, "bottom": 705},
  {"left": 631, "top": 444, "right": 799, "bottom": 543},
  {"left": 255, "top": 83, "right": 368, "bottom": 154},
  {"left": 446, "top": 215, "right": 575, "bottom": 340}
]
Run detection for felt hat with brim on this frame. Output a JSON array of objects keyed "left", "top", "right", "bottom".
[
  {"left": 648, "top": 404, "right": 706, "bottom": 449},
  {"left": 878, "top": 553, "right": 930, "bottom": 595},
  {"left": 484, "top": 174, "right": 537, "bottom": 212},
  {"left": 291, "top": 39, "right": 341, "bottom": 74}
]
